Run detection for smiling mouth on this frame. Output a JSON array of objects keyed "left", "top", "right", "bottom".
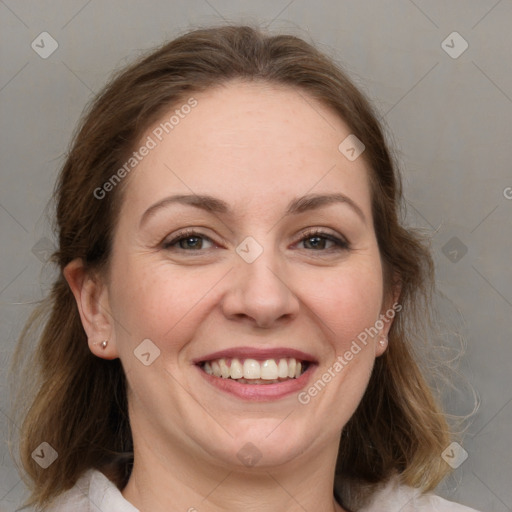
[{"left": 199, "top": 357, "right": 309, "bottom": 384}]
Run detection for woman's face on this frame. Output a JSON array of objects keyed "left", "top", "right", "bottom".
[{"left": 101, "top": 80, "right": 395, "bottom": 471}]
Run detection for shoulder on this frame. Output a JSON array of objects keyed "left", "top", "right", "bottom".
[
  {"left": 47, "top": 469, "right": 139, "bottom": 511},
  {"left": 358, "top": 476, "right": 481, "bottom": 512}
]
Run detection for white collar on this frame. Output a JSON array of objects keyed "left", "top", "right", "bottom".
[{"left": 50, "top": 469, "right": 480, "bottom": 512}]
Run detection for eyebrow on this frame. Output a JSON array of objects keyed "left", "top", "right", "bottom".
[{"left": 139, "top": 192, "right": 366, "bottom": 228}]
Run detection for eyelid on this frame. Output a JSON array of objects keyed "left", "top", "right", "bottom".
[{"left": 298, "top": 226, "right": 348, "bottom": 239}]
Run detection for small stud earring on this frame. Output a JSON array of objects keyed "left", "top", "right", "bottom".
[
  {"left": 101, "top": 340, "right": 108, "bottom": 349},
  {"left": 379, "top": 337, "right": 387, "bottom": 347}
]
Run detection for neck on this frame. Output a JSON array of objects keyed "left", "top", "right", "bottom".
[{"left": 121, "top": 430, "right": 346, "bottom": 512}]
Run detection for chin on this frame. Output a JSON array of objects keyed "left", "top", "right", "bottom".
[{"left": 202, "top": 423, "right": 317, "bottom": 470}]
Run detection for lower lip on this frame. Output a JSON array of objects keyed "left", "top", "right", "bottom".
[{"left": 196, "top": 364, "right": 316, "bottom": 401}]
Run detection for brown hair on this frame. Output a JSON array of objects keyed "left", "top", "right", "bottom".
[{"left": 10, "top": 24, "right": 452, "bottom": 509}]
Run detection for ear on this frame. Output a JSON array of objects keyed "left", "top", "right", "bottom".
[
  {"left": 63, "top": 258, "right": 119, "bottom": 360},
  {"left": 375, "top": 277, "right": 402, "bottom": 357}
]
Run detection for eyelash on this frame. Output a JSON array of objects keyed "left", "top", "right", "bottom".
[{"left": 162, "top": 228, "right": 350, "bottom": 253}]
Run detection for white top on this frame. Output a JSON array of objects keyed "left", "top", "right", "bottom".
[{"left": 47, "top": 469, "right": 480, "bottom": 511}]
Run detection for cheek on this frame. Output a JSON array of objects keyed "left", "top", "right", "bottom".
[
  {"left": 297, "top": 261, "right": 384, "bottom": 348},
  {"left": 110, "top": 261, "right": 218, "bottom": 349}
]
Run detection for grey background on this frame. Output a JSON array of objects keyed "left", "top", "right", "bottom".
[{"left": 1, "top": 1, "right": 511, "bottom": 510}]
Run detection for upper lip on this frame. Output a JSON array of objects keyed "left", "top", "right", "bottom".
[{"left": 193, "top": 346, "right": 318, "bottom": 364}]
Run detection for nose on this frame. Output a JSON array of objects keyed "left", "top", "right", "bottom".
[{"left": 221, "top": 248, "right": 300, "bottom": 329}]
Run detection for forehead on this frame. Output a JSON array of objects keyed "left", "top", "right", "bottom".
[{"left": 119, "top": 80, "right": 372, "bottom": 223}]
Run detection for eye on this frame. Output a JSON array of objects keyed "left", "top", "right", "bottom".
[
  {"left": 161, "top": 228, "right": 349, "bottom": 253},
  {"left": 163, "top": 230, "right": 215, "bottom": 251},
  {"left": 296, "top": 229, "right": 350, "bottom": 251}
]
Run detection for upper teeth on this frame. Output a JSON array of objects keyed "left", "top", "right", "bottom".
[{"left": 202, "top": 357, "right": 304, "bottom": 380}]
